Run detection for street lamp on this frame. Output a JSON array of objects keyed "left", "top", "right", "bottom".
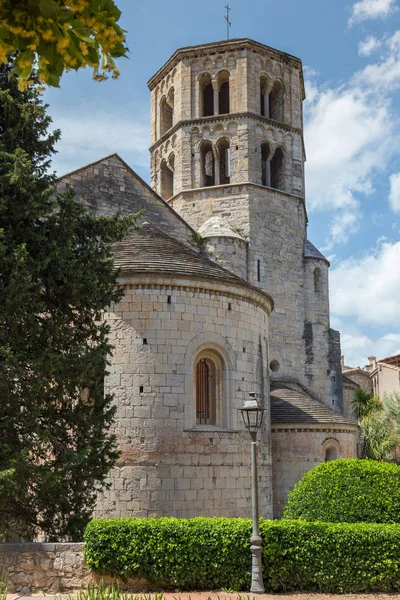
[{"left": 239, "top": 392, "right": 265, "bottom": 594}]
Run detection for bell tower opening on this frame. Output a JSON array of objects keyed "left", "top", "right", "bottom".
[
  {"left": 201, "top": 141, "right": 215, "bottom": 187},
  {"left": 218, "top": 70, "right": 230, "bottom": 115},
  {"left": 200, "top": 73, "right": 214, "bottom": 117}
]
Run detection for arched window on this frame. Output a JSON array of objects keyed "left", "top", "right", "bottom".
[
  {"left": 314, "top": 267, "right": 322, "bottom": 293},
  {"left": 217, "top": 138, "right": 230, "bottom": 185},
  {"left": 261, "top": 142, "right": 271, "bottom": 187},
  {"left": 167, "top": 87, "right": 174, "bottom": 123},
  {"left": 218, "top": 71, "right": 230, "bottom": 115},
  {"left": 269, "top": 80, "right": 284, "bottom": 122},
  {"left": 260, "top": 75, "right": 269, "bottom": 117},
  {"left": 270, "top": 147, "right": 285, "bottom": 190},
  {"left": 200, "top": 73, "right": 214, "bottom": 117},
  {"left": 195, "top": 350, "right": 223, "bottom": 426},
  {"left": 325, "top": 446, "right": 338, "bottom": 461},
  {"left": 160, "top": 155, "right": 174, "bottom": 199},
  {"left": 200, "top": 141, "right": 215, "bottom": 187},
  {"left": 160, "top": 96, "right": 173, "bottom": 136}
]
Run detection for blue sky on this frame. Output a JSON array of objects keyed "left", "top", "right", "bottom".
[{"left": 44, "top": 0, "right": 400, "bottom": 368}]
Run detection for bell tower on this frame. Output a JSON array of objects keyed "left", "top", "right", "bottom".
[
  {"left": 148, "top": 38, "right": 305, "bottom": 204},
  {"left": 148, "top": 39, "right": 341, "bottom": 411}
]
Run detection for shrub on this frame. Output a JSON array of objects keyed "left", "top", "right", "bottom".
[
  {"left": 282, "top": 458, "right": 400, "bottom": 523},
  {"left": 85, "top": 517, "right": 400, "bottom": 593},
  {"left": 84, "top": 517, "right": 252, "bottom": 590},
  {"left": 261, "top": 520, "right": 400, "bottom": 593}
]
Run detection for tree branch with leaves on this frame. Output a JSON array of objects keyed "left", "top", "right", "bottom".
[{"left": 0, "top": 0, "right": 128, "bottom": 89}]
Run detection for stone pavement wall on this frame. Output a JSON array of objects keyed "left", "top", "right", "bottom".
[{"left": 0, "top": 543, "right": 90, "bottom": 593}]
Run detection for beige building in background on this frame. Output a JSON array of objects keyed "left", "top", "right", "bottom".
[
  {"left": 57, "top": 38, "right": 357, "bottom": 518},
  {"left": 342, "top": 354, "right": 400, "bottom": 401}
]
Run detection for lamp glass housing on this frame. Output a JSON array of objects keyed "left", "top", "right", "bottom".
[{"left": 240, "top": 393, "right": 265, "bottom": 438}]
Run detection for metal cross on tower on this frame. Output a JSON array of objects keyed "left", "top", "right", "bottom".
[{"left": 225, "top": 5, "right": 231, "bottom": 40}]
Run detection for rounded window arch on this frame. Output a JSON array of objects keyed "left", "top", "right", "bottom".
[
  {"left": 217, "top": 70, "right": 230, "bottom": 115},
  {"left": 160, "top": 154, "right": 174, "bottom": 199},
  {"left": 314, "top": 267, "right": 322, "bottom": 293},
  {"left": 195, "top": 349, "right": 224, "bottom": 426},
  {"left": 200, "top": 141, "right": 215, "bottom": 187},
  {"left": 160, "top": 95, "right": 173, "bottom": 136},
  {"left": 261, "top": 142, "right": 271, "bottom": 187},
  {"left": 260, "top": 75, "right": 270, "bottom": 117},
  {"left": 269, "top": 79, "right": 285, "bottom": 122},
  {"left": 217, "top": 138, "right": 230, "bottom": 185},
  {"left": 199, "top": 73, "right": 214, "bottom": 117},
  {"left": 325, "top": 446, "right": 338, "bottom": 461},
  {"left": 270, "top": 146, "right": 285, "bottom": 191}
]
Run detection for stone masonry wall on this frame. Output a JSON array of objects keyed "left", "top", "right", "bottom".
[
  {"left": 94, "top": 276, "right": 273, "bottom": 519},
  {"left": 271, "top": 425, "right": 358, "bottom": 517},
  {"left": 202, "top": 236, "right": 248, "bottom": 280},
  {"left": 0, "top": 543, "right": 89, "bottom": 593},
  {"left": 56, "top": 155, "right": 195, "bottom": 251}
]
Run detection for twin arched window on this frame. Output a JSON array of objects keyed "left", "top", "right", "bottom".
[
  {"left": 199, "top": 71, "right": 230, "bottom": 118},
  {"left": 260, "top": 76, "right": 285, "bottom": 123},
  {"left": 200, "top": 139, "right": 230, "bottom": 187},
  {"left": 261, "top": 143, "right": 285, "bottom": 191}
]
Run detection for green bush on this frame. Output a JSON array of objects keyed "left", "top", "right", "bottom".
[
  {"left": 85, "top": 517, "right": 400, "bottom": 593},
  {"left": 84, "top": 517, "right": 252, "bottom": 590},
  {"left": 282, "top": 458, "right": 400, "bottom": 523},
  {"left": 262, "top": 520, "right": 400, "bottom": 593}
]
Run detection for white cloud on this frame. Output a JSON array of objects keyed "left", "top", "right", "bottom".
[
  {"left": 349, "top": 0, "right": 397, "bottom": 25},
  {"left": 329, "top": 209, "right": 361, "bottom": 247},
  {"left": 305, "top": 24, "right": 400, "bottom": 247},
  {"left": 48, "top": 111, "right": 150, "bottom": 178},
  {"left": 354, "top": 29, "right": 400, "bottom": 89},
  {"left": 304, "top": 80, "right": 391, "bottom": 245},
  {"left": 330, "top": 240, "right": 400, "bottom": 327},
  {"left": 340, "top": 327, "right": 400, "bottom": 368},
  {"left": 389, "top": 172, "right": 400, "bottom": 211},
  {"left": 358, "top": 35, "right": 383, "bottom": 56}
]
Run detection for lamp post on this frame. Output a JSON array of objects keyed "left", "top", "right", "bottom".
[{"left": 239, "top": 392, "right": 265, "bottom": 594}]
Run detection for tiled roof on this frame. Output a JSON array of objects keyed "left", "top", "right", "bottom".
[
  {"left": 270, "top": 382, "right": 350, "bottom": 425},
  {"left": 342, "top": 374, "right": 358, "bottom": 386},
  {"left": 113, "top": 223, "right": 252, "bottom": 286},
  {"left": 304, "top": 240, "right": 329, "bottom": 264}
]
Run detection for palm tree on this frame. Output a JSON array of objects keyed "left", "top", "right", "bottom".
[
  {"left": 351, "top": 387, "right": 381, "bottom": 420},
  {"left": 352, "top": 388, "right": 399, "bottom": 461}
]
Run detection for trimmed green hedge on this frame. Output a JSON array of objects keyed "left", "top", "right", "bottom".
[
  {"left": 282, "top": 458, "right": 400, "bottom": 523},
  {"left": 84, "top": 517, "right": 400, "bottom": 593}
]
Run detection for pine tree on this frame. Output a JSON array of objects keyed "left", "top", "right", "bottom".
[{"left": 0, "top": 63, "right": 136, "bottom": 541}]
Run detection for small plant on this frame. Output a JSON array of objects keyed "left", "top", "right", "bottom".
[
  {"left": 189, "top": 231, "right": 203, "bottom": 248},
  {"left": 69, "top": 583, "right": 164, "bottom": 600},
  {"left": 0, "top": 572, "right": 7, "bottom": 600}
]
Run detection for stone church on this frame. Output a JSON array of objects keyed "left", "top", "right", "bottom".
[{"left": 57, "top": 38, "right": 357, "bottom": 518}]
